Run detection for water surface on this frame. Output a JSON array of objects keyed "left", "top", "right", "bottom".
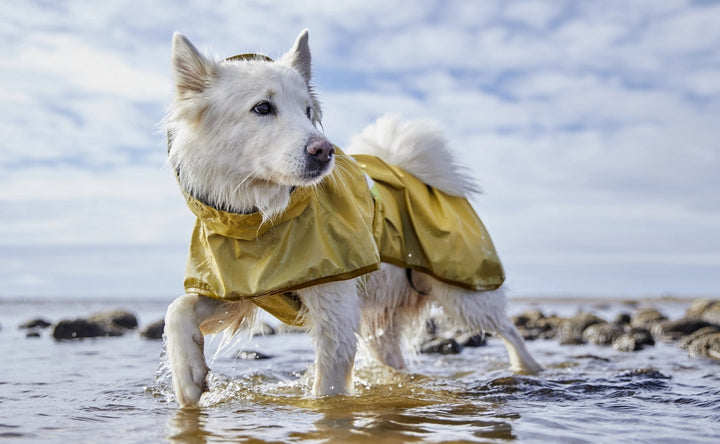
[{"left": 1, "top": 298, "right": 719, "bottom": 443}]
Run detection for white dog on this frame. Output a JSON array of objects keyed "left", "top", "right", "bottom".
[{"left": 164, "top": 29, "right": 541, "bottom": 408}]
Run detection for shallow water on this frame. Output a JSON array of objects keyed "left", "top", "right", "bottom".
[{"left": 1, "top": 298, "right": 719, "bottom": 443}]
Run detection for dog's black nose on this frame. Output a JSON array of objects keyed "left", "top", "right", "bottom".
[{"left": 306, "top": 138, "right": 335, "bottom": 163}]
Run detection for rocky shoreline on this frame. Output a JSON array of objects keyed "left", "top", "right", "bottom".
[
  {"left": 19, "top": 309, "right": 166, "bottom": 340},
  {"left": 13, "top": 299, "right": 720, "bottom": 362},
  {"left": 415, "top": 298, "right": 720, "bottom": 362},
  {"left": 508, "top": 299, "right": 720, "bottom": 361}
]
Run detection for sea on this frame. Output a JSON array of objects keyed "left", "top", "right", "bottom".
[{"left": 1, "top": 296, "right": 719, "bottom": 443}]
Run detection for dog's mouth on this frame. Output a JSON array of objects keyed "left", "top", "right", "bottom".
[{"left": 301, "top": 156, "right": 335, "bottom": 183}]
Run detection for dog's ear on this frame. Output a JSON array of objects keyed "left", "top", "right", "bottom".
[
  {"left": 280, "top": 29, "right": 312, "bottom": 84},
  {"left": 171, "top": 32, "right": 216, "bottom": 96}
]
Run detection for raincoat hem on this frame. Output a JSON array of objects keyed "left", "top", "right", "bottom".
[
  {"left": 380, "top": 257, "right": 505, "bottom": 292},
  {"left": 184, "top": 262, "right": 380, "bottom": 301}
]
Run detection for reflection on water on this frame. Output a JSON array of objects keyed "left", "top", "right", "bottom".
[
  {"left": 167, "top": 409, "right": 209, "bottom": 444},
  {"left": 162, "top": 366, "right": 521, "bottom": 443}
]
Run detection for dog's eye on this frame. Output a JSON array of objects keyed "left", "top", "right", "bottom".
[
  {"left": 252, "top": 101, "right": 275, "bottom": 116},
  {"left": 306, "top": 106, "right": 312, "bottom": 120}
]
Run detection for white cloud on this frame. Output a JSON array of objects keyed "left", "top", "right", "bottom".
[
  {"left": 502, "top": 0, "right": 564, "bottom": 29},
  {"left": 0, "top": 0, "right": 718, "bottom": 297},
  {"left": 8, "top": 34, "right": 168, "bottom": 100},
  {"left": 0, "top": 165, "right": 194, "bottom": 245},
  {"left": 684, "top": 70, "right": 720, "bottom": 96},
  {"left": 643, "top": 3, "right": 720, "bottom": 53}
]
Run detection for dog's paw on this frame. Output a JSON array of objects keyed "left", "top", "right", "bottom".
[
  {"left": 165, "top": 299, "right": 210, "bottom": 407},
  {"left": 174, "top": 365, "right": 209, "bottom": 407},
  {"left": 170, "top": 334, "right": 210, "bottom": 407}
]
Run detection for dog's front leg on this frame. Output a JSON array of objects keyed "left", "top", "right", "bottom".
[
  {"left": 164, "top": 293, "right": 233, "bottom": 407},
  {"left": 297, "top": 280, "right": 360, "bottom": 396}
]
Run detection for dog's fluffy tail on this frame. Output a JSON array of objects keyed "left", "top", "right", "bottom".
[{"left": 345, "top": 114, "right": 479, "bottom": 197}]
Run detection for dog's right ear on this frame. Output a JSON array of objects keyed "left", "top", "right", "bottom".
[
  {"left": 171, "top": 33, "right": 216, "bottom": 97},
  {"left": 280, "top": 29, "right": 312, "bottom": 84}
]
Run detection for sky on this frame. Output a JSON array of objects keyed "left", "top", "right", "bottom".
[{"left": 1, "top": 0, "right": 719, "bottom": 300}]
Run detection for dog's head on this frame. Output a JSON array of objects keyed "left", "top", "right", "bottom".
[{"left": 166, "top": 30, "right": 333, "bottom": 217}]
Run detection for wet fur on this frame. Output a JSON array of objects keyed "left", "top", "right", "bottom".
[{"left": 164, "top": 30, "right": 541, "bottom": 408}]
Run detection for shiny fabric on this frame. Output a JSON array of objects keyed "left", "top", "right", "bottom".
[
  {"left": 180, "top": 151, "right": 504, "bottom": 325},
  {"left": 353, "top": 154, "right": 505, "bottom": 292},
  {"left": 182, "top": 152, "right": 380, "bottom": 325}
]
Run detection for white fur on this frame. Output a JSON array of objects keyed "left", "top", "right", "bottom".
[
  {"left": 164, "top": 30, "right": 541, "bottom": 408},
  {"left": 166, "top": 30, "right": 327, "bottom": 220}
]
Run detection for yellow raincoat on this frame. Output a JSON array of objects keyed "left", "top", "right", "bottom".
[
  {"left": 182, "top": 152, "right": 380, "bottom": 325},
  {"left": 353, "top": 154, "right": 505, "bottom": 292},
  {"left": 180, "top": 150, "right": 504, "bottom": 325}
]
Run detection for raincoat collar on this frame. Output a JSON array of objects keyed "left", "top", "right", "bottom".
[{"left": 182, "top": 186, "right": 312, "bottom": 240}]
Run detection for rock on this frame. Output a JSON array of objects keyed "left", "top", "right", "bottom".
[
  {"left": 140, "top": 319, "right": 165, "bottom": 340},
  {"left": 632, "top": 328, "right": 654, "bottom": 347},
  {"left": 582, "top": 322, "right": 625, "bottom": 346},
  {"left": 420, "top": 337, "right": 462, "bottom": 354},
  {"left": 563, "top": 312, "right": 606, "bottom": 336},
  {"left": 631, "top": 308, "right": 667, "bottom": 329},
  {"left": 556, "top": 312, "right": 605, "bottom": 345},
  {"left": 455, "top": 332, "right": 486, "bottom": 347},
  {"left": 26, "top": 331, "right": 41, "bottom": 338},
  {"left": 558, "top": 333, "right": 586, "bottom": 346},
  {"left": 678, "top": 327, "right": 720, "bottom": 360},
  {"left": 87, "top": 309, "right": 138, "bottom": 330},
  {"left": 613, "top": 329, "right": 655, "bottom": 352},
  {"left": 537, "top": 315, "right": 565, "bottom": 339},
  {"left": 686, "top": 299, "right": 720, "bottom": 325},
  {"left": 651, "top": 318, "right": 714, "bottom": 341},
  {"left": 19, "top": 318, "right": 52, "bottom": 330},
  {"left": 613, "top": 335, "right": 638, "bottom": 352},
  {"left": 52, "top": 309, "right": 140, "bottom": 339},
  {"left": 685, "top": 299, "right": 715, "bottom": 317},
  {"left": 513, "top": 310, "right": 564, "bottom": 340},
  {"left": 512, "top": 309, "right": 546, "bottom": 328},
  {"left": 613, "top": 313, "right": 632, "bottom": 325},
  {"left": 52, "top": 319, "right": 122, "bottom": 339},
  {"left": 678, "top": 326, "right": 720, "bottom": 349},
  {"left": 236, "top": 350, "right": 272, "bottom": 360}
]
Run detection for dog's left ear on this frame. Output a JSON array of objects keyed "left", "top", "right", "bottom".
[{"left": 280, "top": 29, "right": 312, "bottom": 84}]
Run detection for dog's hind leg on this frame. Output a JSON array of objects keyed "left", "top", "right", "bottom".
[
  {"left": 360, "top": 307, "right": 408, "bottom": 370},
  {"left": 296, "top": 280, "right": 360, "bottom": 396},
  {"left": 427, "top": 281, "right": 543, "bottom": 374},
  {"left": 165, "top": 294, "right": 256, "bottom": 407},
  {"left": 359, "top": 264, "right": 430, "bottom": 369}
]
